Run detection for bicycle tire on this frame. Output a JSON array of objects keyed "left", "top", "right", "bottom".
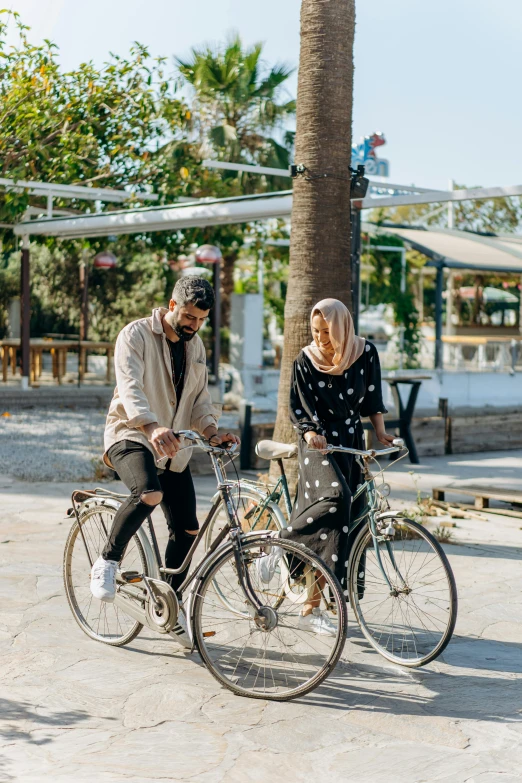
[
  {"left": 348, "top": 516, "right": 457, "bottom": 667},
  {"left": 193, "top": 536, "right": 347, "bottom": 701},
  {"left": 63, "top": 502, "right": 148, "bottom": 646}
]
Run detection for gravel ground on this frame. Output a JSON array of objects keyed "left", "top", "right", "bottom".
[
  {"left": 0, "top": 406, "right": 274, "bottom": 482},
  {"left": 0, "top": 409, "right": 107, "bottom": 482}
]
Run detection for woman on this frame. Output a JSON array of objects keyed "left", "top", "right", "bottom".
[{"left": 282, "top": 298, "right": 393, "bottom": 633}]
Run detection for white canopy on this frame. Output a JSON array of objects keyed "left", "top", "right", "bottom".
[
  {"left": 365, "top": 225, "right": 522, "bottom": 273},
  {"left": 13, "top": 192, "right": 293, "bottom": 239}
]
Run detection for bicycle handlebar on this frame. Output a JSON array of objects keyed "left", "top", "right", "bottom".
[
  {"left": 173, "top": 429, "right": 239, "bottom": 456},
  {"left": 306, "top": 437, "right": 406, "bottom": 459}
]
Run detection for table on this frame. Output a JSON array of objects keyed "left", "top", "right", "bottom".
[
  {"left": 362, "top": 374, "right": 432, "bottom": 464},
  {"left": 1, "top": 339, "right": 114, "bottom": 385}
]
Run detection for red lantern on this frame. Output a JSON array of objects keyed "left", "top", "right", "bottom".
[
  {"left": 93, "top": 251, "right": 117, "bottom": 269},
  {"left": 194, "top": 244, "right": 222, "bottom": 264}
]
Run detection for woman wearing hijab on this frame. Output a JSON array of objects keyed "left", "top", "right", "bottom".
[{"left": 265, "top": 298, "right": 393, "bottom": 634}]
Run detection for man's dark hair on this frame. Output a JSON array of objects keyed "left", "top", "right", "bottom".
[{"left": 172, "top": 276, "right": 215, "bottom": 311}]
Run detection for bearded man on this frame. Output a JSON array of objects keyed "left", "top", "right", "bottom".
[{"left": 89, "top": 276, "right": 239, "bottom": 644}]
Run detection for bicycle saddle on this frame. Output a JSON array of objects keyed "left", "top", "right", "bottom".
[{"left": 255, "top": 440, "right": 298, "bottom": 461}]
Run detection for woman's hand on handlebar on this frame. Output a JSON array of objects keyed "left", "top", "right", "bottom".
[
  {"left": 304, "top": 431, "right": 328, "bottom": 452},
  {"left": 375, "top": 430, "right": 395, "bottom": 447},
  {"left": 142, "top": 423, "right": 181, "bottom": 458}
]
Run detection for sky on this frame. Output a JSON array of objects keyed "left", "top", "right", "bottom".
[{"left": 6, "top": 0, "right": 522, "bottom": 191}]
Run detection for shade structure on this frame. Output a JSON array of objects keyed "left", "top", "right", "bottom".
[
  {"left": 364, "top": 224, "right": 522, "bottom": 273},
  {"left": 363, "top": 223, "right": 522, "bottom": 370},
  {"left": 13, "top": 191, "right": 294, "bottom": 239}
]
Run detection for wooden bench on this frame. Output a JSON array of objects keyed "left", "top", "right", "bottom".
[{"left": 433, "top": 485, "right": 522, "bottom": 510}]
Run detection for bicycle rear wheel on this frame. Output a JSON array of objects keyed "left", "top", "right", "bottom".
[
  {"left": 63, "top": 502, "right": 147, "bottom": 646},
  {"left": 193, "top": 537, "right": 347, "bottom": 700},
  {"left": 348, "top": 517, "right": 457, "bottom": 667}
]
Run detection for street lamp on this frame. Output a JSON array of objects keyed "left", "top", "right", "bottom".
[
  {"left": 194, "top": 244, "right": 222, "bottom": 382},
  {"left": 80, "top": 250, "right": 117, "bottom": 342}
]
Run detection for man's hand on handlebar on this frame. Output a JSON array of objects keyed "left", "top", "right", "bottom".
[{"left": 142, "top": 423, "right": 181, "bottom": 458}]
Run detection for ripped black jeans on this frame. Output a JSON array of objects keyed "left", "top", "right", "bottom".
[{"left": 102, "top": 440, "right": 199, "bottom": 594}]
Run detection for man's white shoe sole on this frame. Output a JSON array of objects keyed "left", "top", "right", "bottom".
[{"left": 91, "top": 590, "right": 115, "bottom": 603}]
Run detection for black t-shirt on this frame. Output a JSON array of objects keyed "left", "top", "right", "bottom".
[{"left": 167, "top": 338, "right": 185, "bottom": 402}]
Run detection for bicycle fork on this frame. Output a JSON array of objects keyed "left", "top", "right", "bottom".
[
  {"left": 369, "top": 511, "right": 409, "bottom": 595},
  {"left": 222, "top": 486, "right": 278, "bottom": 631}
]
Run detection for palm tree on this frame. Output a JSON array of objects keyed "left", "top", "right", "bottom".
[
  {"left": 177, "top": 33, "right": 295, "bottom": 172},
  {"left": 177, "top": 34, "right": 296, "bottom": 326},
  {"left": 272, "top": 0, "right": 356, "bottom": 478}
]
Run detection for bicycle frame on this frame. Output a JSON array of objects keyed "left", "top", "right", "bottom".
[
  {"left": 73, "top": 434, "right": 268, "bottom": 636},
  {"left": 246, "top": 442, "right": 409, "bottom": 594}
]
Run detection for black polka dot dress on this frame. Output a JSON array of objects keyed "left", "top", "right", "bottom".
[{"left": 281, "top": 341, "right": 387, "bottom": 593}]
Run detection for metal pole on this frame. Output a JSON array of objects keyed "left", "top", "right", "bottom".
[
  {"left": 435, "top": 263, "right": 444, "bottom": 370},
  {"left": 350, "top": 205, "right": 362, "bottom": 332},
  {"left": 212, "top": 261, "right": 221, "bottom": 382},
  {"left": 400, "top": 248, "right": 406, "bottom": 293},
  {"left": 257, "top": 248, "right": 264, "bottom": 294},
  {"left": 445, "top": 270, "right": 454, "bottom": 336},
  {"left": 20, "top": 235, "right": 30, "bottom": 390},
  {"left": 79, "top": 251, "right": 89, "bottom": 341},
  {"left": 447, "top": 179, "right": 454, "bottom": 229},
  {"left": 239, "top": 400, "right": 252, "bottom": 470}
]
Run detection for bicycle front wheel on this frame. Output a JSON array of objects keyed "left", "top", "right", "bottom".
[
  {"left": 193, "top": 537, "right": 347, "bottom": 701},
  {"left": 348, "top": 517, "right": 457, "bottom": 667}
]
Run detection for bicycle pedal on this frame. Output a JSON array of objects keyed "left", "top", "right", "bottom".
[{"left": 120, "top": 571, "right": 143, "bottom": 583}]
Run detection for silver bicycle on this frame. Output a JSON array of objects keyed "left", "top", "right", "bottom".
[{"left": 63, "top": 431, "right": 348, "bottom": 701}]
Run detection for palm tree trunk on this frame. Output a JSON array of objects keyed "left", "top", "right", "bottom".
[{"left": 272, "top": 0, "right": 356, "bottom": 484}]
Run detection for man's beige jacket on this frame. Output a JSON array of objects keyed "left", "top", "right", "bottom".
[{"left": 104, "top": 307, "right": 219, "bottom": 472}]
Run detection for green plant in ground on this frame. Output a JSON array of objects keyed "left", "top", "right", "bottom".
[{"left": 432, "top": 526, "right": 456, "bottom": 544}]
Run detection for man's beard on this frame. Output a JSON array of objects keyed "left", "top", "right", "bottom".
[{"left": 173, "top": 318, "right": 197, "bottom": 341}]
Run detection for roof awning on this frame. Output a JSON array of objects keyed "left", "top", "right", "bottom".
[
  {"left": 13, "top": 191, "right": 293, "bottom": 239},
  {"left": 364, "top": 224, "right": 522, "bottom": 274}
]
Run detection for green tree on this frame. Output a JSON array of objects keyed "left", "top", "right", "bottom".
[
  {"left": 0, "top": 9, "right": 188, "bottom": 234},
  {"left": 177, "top": 33, "right": 295, "bottom": 177},
  {"left": 371, "top": 185, "right": 522, "bottom": 234},
  {"left": 177, "top": 34, "right": 295, "bottom": 327}
]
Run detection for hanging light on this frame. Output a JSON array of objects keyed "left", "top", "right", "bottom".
[
  {"left": 194, "top": 244, "right": 222, "bottom": 264},
  {"left": 93, "top": 250, "right": 117, "bottom": 269}
]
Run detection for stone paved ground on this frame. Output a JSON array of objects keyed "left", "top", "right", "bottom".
[{"left": 1, "top": 451, "right": 522, "bottom": 782}]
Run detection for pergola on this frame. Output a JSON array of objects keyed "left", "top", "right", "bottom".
[
  {"left": 11, "top": 181, "right": 522, "bottom": 386},
  {"left": 365, "top": 224, "right": 522, "bottom": 367}
]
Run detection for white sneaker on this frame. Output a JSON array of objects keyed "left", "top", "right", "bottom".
[
  {"left": 90, "top": 556, "right": 118, "bottom": 602},
  {"left": 256, "top": 542, "right": 283, "bottom": 584},
  {"left": 169, "top": 607, "right": 192, "bottom": 649},
  {"left": 298, "top": 608, "right": 337, "bottom": 636}
]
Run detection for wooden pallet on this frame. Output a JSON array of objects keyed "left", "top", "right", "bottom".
[{"left": 433, "top": 485, "right": 522, "bottom": 510}]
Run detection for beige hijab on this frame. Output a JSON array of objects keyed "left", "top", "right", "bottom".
[{"left": 303, "top": 298, "right": 365, "bottom": 375}]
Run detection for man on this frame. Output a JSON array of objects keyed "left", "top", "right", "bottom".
[{"left": 90, "top": 276, "right": 239, "bottom": 644}]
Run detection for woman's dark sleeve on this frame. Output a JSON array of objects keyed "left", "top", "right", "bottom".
[
  {"left": 360, "top": 342, "right": 388, "bottom": 417},
  {"left": 289, "top": 355, "right": 325, "bottom": 437}
]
